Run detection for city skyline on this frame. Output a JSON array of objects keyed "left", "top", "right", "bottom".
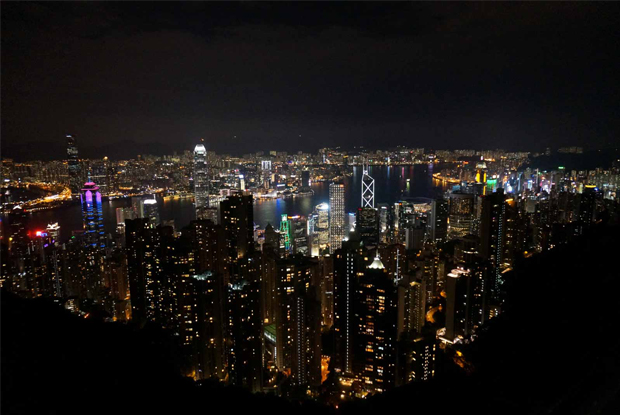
[
  {"left": 3, "top": 2, "right": 620, "bottom": 413},
  {"left": 3, "top": 129, "right": 620, "bottom": 409},
  {"left": 4, "top": 134, "right": 617, "bottom": 164}
]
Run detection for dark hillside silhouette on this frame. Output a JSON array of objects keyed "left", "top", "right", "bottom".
[{"left": 3, "top": 226, "right": 620, "bottom": 414}]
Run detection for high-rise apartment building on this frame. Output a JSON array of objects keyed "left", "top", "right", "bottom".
[
  {"left": 397, "top": 274, "right": 427, "bottom": 338},
  {"left": 181, "top": 220, "right": 227, "bottom": 380},
  {"left": 479, "top": 190, "right": 506, "bottom": 299},
  {"left": 448, "top": 192, "right": 475, "bottom": 239},
  {"left": 429, "top": 199, "right": 449, "bottom": 242},
  {"left": 125, "top": 218, "right": 164, "bottom": 327},
  {"left": 188, "top": 219, "right": 229, "bottom": 282},
  {"left": 275, "top": 256, "right": 322, "bottom": 388},
  {"left": 333, "top": 236, "right": 368, "bottom": 374},
  {"left": 396, "top": 335, "right": 436, "bottom": 386},
  {"left": 187, "top": 271, "right": 227, "bottom": 381},
  {"left": 444, "top": 263, "right": 488, "bottom": 341},
  {"left": 301, "top": 170, "right": 311, "bottom": 189},
  {"left": 219, "top": 194, "right": 262, "bottom": 392},
  {"left": 355, "top": 255, "right": 397, "bottom": 392},
  {"left": 227, "top": 254, "right": 263, "bottom": 392},
  {"left": 577, "top": 185, "right": 597, "bottom": 234},
  {"left": 329, "top": 182, "right": 345, "bottom": 253},
  {"left": 220, "top": 194, "right": 254, "bottom": 266}
]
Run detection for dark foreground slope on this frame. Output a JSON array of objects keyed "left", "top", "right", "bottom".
[
  {"left": 341, "top": 225, "right": 620, "bottom": 415},
  {"left": 3, "top": 226, "right": 620, "bottom": 414},
  {"left": 0, "top": 293, "right": 326, "bottom": 415}
]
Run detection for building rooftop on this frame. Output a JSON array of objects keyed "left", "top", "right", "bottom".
[{"left": 368, "top": 256, "right": 385, "bottom": 270}]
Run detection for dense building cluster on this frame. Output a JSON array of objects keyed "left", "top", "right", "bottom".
[{"left": 2, "top": 137, "right": 620, "bottom": 401}]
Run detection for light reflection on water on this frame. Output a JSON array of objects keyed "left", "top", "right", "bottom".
[{"left": 2, "top": 165, "right": 449, "bottom": 243}]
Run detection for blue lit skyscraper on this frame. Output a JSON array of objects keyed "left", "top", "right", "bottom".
[{"left": 81, "top": 182, "right": 105, "bottom": 249}]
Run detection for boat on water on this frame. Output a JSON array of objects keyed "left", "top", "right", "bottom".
[{"left": 294, "top": 189, "right": 314, "bottom": 197}]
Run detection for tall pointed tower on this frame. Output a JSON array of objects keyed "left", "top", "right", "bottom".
[{"left": 361, "top": 158, "right": 375, "bottom": 208}]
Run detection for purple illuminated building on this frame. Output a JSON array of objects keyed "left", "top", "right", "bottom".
[{"left": 80, "top": 182, "right": 105, "bottom": 249}]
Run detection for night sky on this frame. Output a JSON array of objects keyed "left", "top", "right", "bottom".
[{"left": 2, "top": 2, "right": 619, "bottom": 161}]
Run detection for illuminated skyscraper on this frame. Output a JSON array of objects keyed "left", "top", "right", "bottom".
[
  {"left": 193, "top": 144, "right": 209, "bottom": 219},
  {"left": 301, "top": 170, "right": 311, "bottom": 189},
  {"left": 125, "top": 219, "right": 176, "bottom": 328},
  {"left": 115, "top": 207, "right": 136, "bottom": 234},
  {"left": 448, "top": 192, "right": 475, "bottom": 239},
  {"left": 355, "top": 254, "right": 397, "bottom": 392},
  {"left": 577, "top": 185, "right": 598, "bottom": 234},
  {"left": 187, "top": 271, "right": 226, "bottom": 381},
  {"left": 333, "top": 236, "right": 367, "bottom": 374},
  {"left": 262, "top": 223, "right": 280, "bottom": 257},
  {"left": 275, "top": 256, "right": 321, "bottom": 388},
  {"left": 66, "top": 134, "right": 81, "bottom": 194},
  {"left": 445, "top": 267, "right": 471, "bottom": 341},
  {"left": 309, "top": 203, "right": 329, "bottom": 256},
  {"left": 45, "top": 222, "right": 60, "bottom": 243},
  {"left": 80, "top": 182, "right": 105, "bottom": 249},
  {"left": 289, "top": 215, "right": 309, "bottom": 256},
  {"left": 429, "top": 199, "right": 449, "bottom": 242},
  {"left": 279, "top": 214, "right": 291, "bottom": 252},
  {"left": 396, "top": 335, "right": 436, "bottom": 386},
  {"left": 141, "top": 197, "right": 160, "bottom": 228},
  {"left": 315, "top": 203, "right": 330, "bottom": 248},
  {"left": 219, "top": 193, "right": 262, "bottom": 390},
  {"left": 479, "top": 190, "right": 506, "bottom": 298},
  {"left": 220, "top": 194, "right": 254, "bottom": 265},
  {"left": 356, "top": 207, "right": 379, "bottom": 247},
  {"left": 361, "top": 162, "right": 375, "bottom": 208},
  {"left": 329, "top": 182, "right": 345, "bottom": 253},
  {"left": 261, "top": 160, "right": 272, "bottom": 171},
  {"left": 378, "top": 203, "right": 390, "bottom": 243},
  {"left": 444, "top": 262, "right": 488, "bottom": 341},
  {"left": 227, "top": 263, "right": 263, "bottom": 392},
  {"left": 261, "top": 160, "right": 272, "bottom": 188},
  {"left": 397, "top": 274, "right": 426, "bottom": 338}
]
